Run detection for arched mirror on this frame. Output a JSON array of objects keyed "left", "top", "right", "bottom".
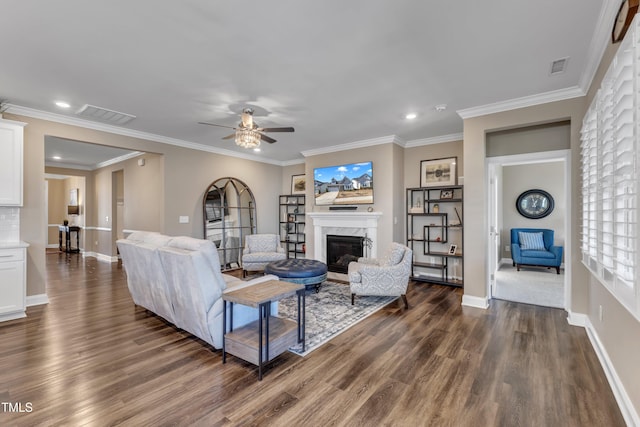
[{"left": 203, "top": 177, "right": 257, "bottom": 271}]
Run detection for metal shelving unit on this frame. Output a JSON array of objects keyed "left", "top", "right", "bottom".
[
  {"left": 279, "top": 195, "right": 306, "bottom": 259},
  {"left": 407, "top": 185, "right": 463, "bottom": 287}
]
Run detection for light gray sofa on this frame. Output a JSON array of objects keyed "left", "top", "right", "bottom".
[{"left": 117, "top": 232, "right": 279, "bottom": 349}]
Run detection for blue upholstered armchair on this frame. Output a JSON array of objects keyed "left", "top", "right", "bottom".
[{"left": 511, "top": 228, "right": 563, "bottom": 274}]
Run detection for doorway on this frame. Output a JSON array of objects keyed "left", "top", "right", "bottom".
[{"left": 486, "top": 149, "right": 571, "bottom": 309}]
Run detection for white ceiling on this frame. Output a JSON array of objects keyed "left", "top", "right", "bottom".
[{"left": 1, "top": 1, "right": 618, "bottom": 167}]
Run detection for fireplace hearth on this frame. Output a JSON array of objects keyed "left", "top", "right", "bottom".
[{"left": 326, "top": 234, "right": 364, "bottom": 273}]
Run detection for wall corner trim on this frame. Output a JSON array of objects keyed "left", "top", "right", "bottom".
[
  {"left": 461, "top": 294, "right": 489, "bottom": 309},
  {"left": 26, "top": 293, "right": 49, "bottom": 307},
  {"left": 584, "top": 318, "right": 640, "bottom": 427}
]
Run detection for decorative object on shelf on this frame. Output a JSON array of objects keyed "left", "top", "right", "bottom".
[
  {"left": 433, "top": 204, "right": 439, "bottom": 213},
  {"left": 416, "top": 197, "right": 422, "bottom": 208},
  {"left": 448, "top": 244, "right": 457, "bottom": 255},
  {"left": 420, "top": 157, "right": 457, "bottom": 187},
  {"left": 288, "top": 214, "right": 295, "bottom": 222},
  {"left": 440, "top": 189, "right": 453, "bottom": 199},
  {"left": 612, "top": 0, "right": 639, "bottom": 43},
  {"left": 367, "top": 206, "right": 374, "bottom": 212},
  {"left": 291, "top": 174, "right": 306, "bottom": 194},
  {"left": 516, "top": 189, "right": 554, "bottom": 219},
  {"left": 454, "top": 207, "right": 462, "bottom": 225}
]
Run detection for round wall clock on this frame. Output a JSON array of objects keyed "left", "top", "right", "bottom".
[
  {"left": 516, "top": 189, "right": 554, "bottom": 219},
  {"left": 612, "top": 0, "right": 639, "bottom": 43}
]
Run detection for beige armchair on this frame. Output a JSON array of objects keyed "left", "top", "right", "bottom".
[
  {"left": 241, "top": 234, "right": 287, "bottom": 277},
  {"left": 347, "top": 242, "right": 413, "bottom": 309}
]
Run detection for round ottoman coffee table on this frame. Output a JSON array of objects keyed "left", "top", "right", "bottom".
[{"left": 264, "top": 258, "right": 328, "bottom": 293}]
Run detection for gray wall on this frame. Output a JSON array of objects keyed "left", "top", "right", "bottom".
[{"left": 501, "top": 162, "right": 565, "bottom": 260}]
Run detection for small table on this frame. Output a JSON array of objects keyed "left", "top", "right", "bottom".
[
  {"left": 222, "top": 280, "right": 305, "bottom": 380},
  {"left": 264, "top": 259, "right": 328, "bottom": 293},
  {"left": 58, "top": 225, "right": 80, "bottom": 253}
]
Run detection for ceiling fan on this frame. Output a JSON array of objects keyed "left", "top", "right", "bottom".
[{"left": 199, "top": 108, "right": 294, "bottom": 148}]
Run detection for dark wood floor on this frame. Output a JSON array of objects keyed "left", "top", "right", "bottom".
[{"left": 0, "top": 252, "right": 625, "bottom": 426}]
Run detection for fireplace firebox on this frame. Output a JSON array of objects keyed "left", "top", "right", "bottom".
[{"left": 326, "top": 234, "right": 364, "bottom": 273}]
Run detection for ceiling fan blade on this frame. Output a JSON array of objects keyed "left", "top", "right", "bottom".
[
  {"left": 222, "top": 133, "right": 236, "bottom": 140},
  {"left": 259, "top": 127, "right": 295, "bottom": 133},
  {"left": 259, "top": 133, "right": 277, "bottom": 143},
  {"left": 198, "top": 121, "right": 237, "bottom": 130}
]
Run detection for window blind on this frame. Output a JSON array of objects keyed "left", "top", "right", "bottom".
[{"left": 580, "top": 15, "right": 639, "bottom": 319}]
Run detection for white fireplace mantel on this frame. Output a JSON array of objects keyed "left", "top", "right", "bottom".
[{"left": 307, "top": 211, "right": 382, "bottom": 262}]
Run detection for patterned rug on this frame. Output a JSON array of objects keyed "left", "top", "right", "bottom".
[{"left": 277, "top": 281, "right": 397, "bottom": 356}]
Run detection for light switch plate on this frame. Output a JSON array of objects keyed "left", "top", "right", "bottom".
[{"left": 179, "top": 216, "right": 189, "bottom": 224}]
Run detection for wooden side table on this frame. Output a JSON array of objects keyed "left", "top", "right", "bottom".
[
  {"left": 222, "top": 280, "right": 305, "bottom": 380},
  {"left": 58, "top": 225, "right": 80, "bottom": 253}
]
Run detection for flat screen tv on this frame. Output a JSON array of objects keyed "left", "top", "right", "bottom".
[{"left": 314, "top": 161, "right": 373, "bottom": 205}]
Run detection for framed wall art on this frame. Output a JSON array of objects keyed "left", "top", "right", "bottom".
[
  {"left": 291, "top": 174, "right": 306, "bottom": 195},
  {"left": 69, "top": 188, "right": 79, "bottom": 206},
  {"left": 420, "top": 157, "right": 457, "bottom": 187}
]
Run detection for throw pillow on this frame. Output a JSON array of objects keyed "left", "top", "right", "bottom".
[{"left": 519, "top": 232, "right": 545, "bottom": 250}]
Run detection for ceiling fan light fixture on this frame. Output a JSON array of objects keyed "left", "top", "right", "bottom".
[{"left": 235, "top": 129, "right": 261, "bottom": 149}]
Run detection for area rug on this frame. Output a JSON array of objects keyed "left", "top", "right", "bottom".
[{"left": 277, "top": 281, "right": 397, "bottom": 356}]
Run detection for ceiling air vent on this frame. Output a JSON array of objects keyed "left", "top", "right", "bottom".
[
  {"left": 550, "top": 57, "right": 569, "bottom": 75},
  {"left": 76, "top": 104, "right": 136, "bottom": 125}
]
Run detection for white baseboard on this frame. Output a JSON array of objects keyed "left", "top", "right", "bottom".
[
  {"left": 566, "top": 311, "right": 588, "bottom": 327},
  {"left": 26, "top": 294, "right": 49, "bottom": 307},
  {"left": 0, "top": 311, "right": 26, "bottom": 322},
  {"left": 584, "top": 318, "right": 640, "bottom": 427},
  {"left": 83, "top": 251, "right": 118, "bottom": 263},
  {"left": 461, "top": 294, "right": 489, "bottom": 309}
]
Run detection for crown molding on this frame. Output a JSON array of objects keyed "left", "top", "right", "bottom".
[
  {"left": 45, "top": 161, "right": 93, "bottom": 171},
  {"left": 94, "top": 151, "right": 144, "bottom": 170},
  {"left": 456, "top": 86, "right": 585, "bottom": 119},
  {"left": 405, "top": 133, "right": 463, "bottom": 148},
  {"left": 579, "top": 0, "right": 620, "bottom": 93},
  {"left": 300, "top": 135, "right": 402, "bottom": 158},
  {"left": 281, "top": 158, "right": 306, "bottom": 166},
  {"left": 6, "top": 104, "right": 284, "bottom": 166},
  {"left": 44, "top": 173, "right": 74, "bottom": 180}
]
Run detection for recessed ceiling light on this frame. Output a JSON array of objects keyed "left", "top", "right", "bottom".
[
  {"left": 435, "top": 104, "right": 447, "bottom": 112},
  {"left": 253, "top": 147, "right": 261, "bottom": 152},
  {"left": 405, "top": 113, "right": 417, "bottom": 120},
  {"left": 55, "top": 101, "right": 70, "bottom": 108},
  {"left": 52, "top": 156, "right": 61, "bottom": 160}
]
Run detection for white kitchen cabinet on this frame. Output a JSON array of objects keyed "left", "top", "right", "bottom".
[
  {"left": 0, "top": 246, "right": 27, "bottom": 321},
  {"left": 0, "top": 118, "right": 26, "bottom": 206}
]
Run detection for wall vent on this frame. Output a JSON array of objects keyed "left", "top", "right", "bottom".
[
  {"left": 76, "top": 104, "right": 136, "bottom": 125},
  {"left": 550, "top": 57, "right": 569, "bottom": 75}
]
